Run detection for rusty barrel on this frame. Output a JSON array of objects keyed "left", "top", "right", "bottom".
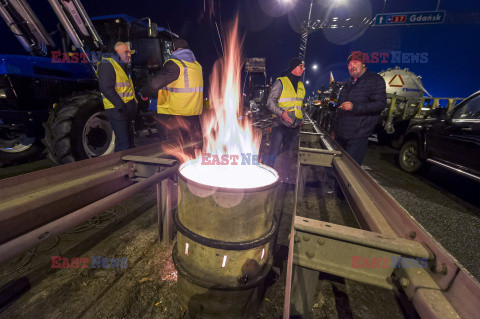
[{"left": 173, "top": 160, "right": 279, "bottom": 318}]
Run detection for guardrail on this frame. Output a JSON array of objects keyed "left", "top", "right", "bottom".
[
  {"left": 284, "top": 113, "right": 480, "bottom": 319},
  {"left": 1, "top": 118, "right": 478, "bottom": 318},
  {"left": 0, "top": 141, "right": 187, "bottom": 264}
]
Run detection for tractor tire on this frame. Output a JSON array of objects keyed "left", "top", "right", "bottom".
[
  {"left": 43, "top": 92, "right": 115, "bottom": 165},
  {"left": 0, "top": 131, "right": 44, "bottom": 167},
  {"left": 398, "top": 139, "right": 425, "bottom": 173}
]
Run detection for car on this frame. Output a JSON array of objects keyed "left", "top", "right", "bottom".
[{"left": 398, "top": 91, "right": 480, "bottom": 182}]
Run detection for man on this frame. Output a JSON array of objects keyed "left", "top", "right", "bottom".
[
  {"left": 332, "top": 53, "right": 387, "bottom": 165},
  {"left": 140, "top": 38, "right": 203, "bottom": 146},
  {"left": 97, "top": 42, "right": 138, "bottom": 151},
  {"left": 264, "top": 57, "right": 305, "bottom": 180}
]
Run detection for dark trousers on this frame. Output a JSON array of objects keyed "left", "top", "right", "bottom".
[
  {"left": 265, "top": 125, "right": 299, "bottom": 176},
  {"left": 335, "top": 136, "right": 369, "bottom": 165},
  {"left": 109, "top": 118, "right": 134, "bottom": 152}
]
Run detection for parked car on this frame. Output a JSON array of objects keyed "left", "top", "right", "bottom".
[{"left": 398, "top": 91, "right": 480, "bottom": 182}]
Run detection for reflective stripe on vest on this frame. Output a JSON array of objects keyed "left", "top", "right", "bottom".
[
  {"left": 157, "top": 58, "right": 204, "bottom": 116},
  {"left": 164, "top": 87, "right": 203, "bottom": 93},
  {"left": 118, "top": 92, "right": 134, "bottom": 97},
  {"left": 96, "top": 58, "right": 136, "bottom": 110},
  {"left": 277, "top": 77, "right": 305, "bottom": 119},
  {"left": 115, "top": 82, "right": 133, "bottom": 88}
]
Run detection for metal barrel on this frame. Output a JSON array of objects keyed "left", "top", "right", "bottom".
[{"left": 173, "top": 161, "right": 279, "bottom": 318}]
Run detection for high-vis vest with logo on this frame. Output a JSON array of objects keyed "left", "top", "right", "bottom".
[
  {"left": 157, "top": 59, "right": 203, "bottom": 116},
  {"left": 97, "top": 58, "right": 136, "bottom": 110},
  {"left": 277, "top": 76, "right": 305, "bottom": 119}
]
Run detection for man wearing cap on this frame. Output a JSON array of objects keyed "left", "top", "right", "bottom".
[
  {"left": 140, "top": 38, "right": 203, "bottom": 146},
  {"left": 332, "top": 53, "right": 387, "bottom": 165},
  {"left": 264, "top": 57, "right": 305, "bottom": 180},
  {"left": 97, "top": 41, "right": 138, "bottom": 151}
]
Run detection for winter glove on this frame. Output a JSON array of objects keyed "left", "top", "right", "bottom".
[{"left": 281, "top": 111, "right": 294, "bottom": 124}]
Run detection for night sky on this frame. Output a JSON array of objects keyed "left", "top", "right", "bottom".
[{"left": 0, "top": 0, "right": 479, "bottom": 97}]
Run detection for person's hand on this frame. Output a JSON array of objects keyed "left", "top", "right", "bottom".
[
  {"left": 341, "top": 101, "right": 353, "bottom": 111},
  {"left": 331, "top": 131, "right": 336, "bottom": 141},
  {"left": 281, "top": 111, "right": 293, "bottom": 124}
]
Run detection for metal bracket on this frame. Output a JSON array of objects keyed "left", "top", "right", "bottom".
[
  {"left": 298, "top": 147, "right": 342, "bottom": 167},
  {"left": 122, "top": 155, "right": 178, "bottom": 181},
  {"left": 293, "top": 216, "right": 433, "bottom": 290},
  {"left": 300, "top": 131, "right": 323, "bottom": 144}
]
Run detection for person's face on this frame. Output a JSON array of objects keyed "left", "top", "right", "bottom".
[
  {"left": 115, "top": 44, "right": 132, "bottom": 63},
  {"left": 291, "top": 63, "right": 305, "bottom": 76},
  {"left": 348, "top": 60, "right": 365, "bottom": 78}
]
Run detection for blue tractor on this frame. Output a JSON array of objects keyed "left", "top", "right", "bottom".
[{"left": 0, "top": 0, "right": 175, "bottom": 165}]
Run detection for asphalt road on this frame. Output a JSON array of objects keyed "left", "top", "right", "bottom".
[{"left": 363, "top": 140, "right": 480, "bottom": 280}]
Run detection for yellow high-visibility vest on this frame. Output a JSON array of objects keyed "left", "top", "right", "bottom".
[
  {"left": 157, "top": 59, "right": 203, "bottom": 116},
  {"left": 97, "top": 58, "right": 136, "bottom": 110},
  {"left": 277, "top": 76, "right": 305, "bottom": 119}
]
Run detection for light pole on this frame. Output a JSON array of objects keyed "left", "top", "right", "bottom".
[{"left": 299, "top": 0, "right": 314, "bottom": 61}]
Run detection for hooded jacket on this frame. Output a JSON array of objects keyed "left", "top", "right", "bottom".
[{"left": 140, "top": 49, "right": 198, "bottom": 98}]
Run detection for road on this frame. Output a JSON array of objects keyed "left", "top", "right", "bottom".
[{"left": 363, "top": 140, "right": 480, "bottom": 280}]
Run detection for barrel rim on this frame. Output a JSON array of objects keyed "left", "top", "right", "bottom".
[
  {"left": 178, "top": 160, "right": 279, "bottom": 193},
  {"left": 174, "top": 211, "right": 278, "bottom": 250},
  {"left": 172, "top": 243, "right": 273, "bottom": 291}
]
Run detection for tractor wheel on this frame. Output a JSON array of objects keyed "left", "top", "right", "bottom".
[
  {"left": 0, "top": 130, "right": 44, "bottom": 167},
  {"left": 43, "top": 92, "right": 115, "bottom": 165}
]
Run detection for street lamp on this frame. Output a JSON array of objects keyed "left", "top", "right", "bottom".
[
  {"left": 306, "top": 80, "right": 310, "bottom": 85},
  {"left": 312, "top": 64, "right": 318, "bottom": 70}
]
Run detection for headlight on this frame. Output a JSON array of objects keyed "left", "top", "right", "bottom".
[{"left": 0, "top": 89, "right": 6, "bottom": 99}]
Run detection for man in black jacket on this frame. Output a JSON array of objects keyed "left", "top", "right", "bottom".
[
  {"left": 97, "top": 42, "right": 137, "bottom": 151},
  {"left": 332, "top": 54, "right": 387, "bottom": 165}
]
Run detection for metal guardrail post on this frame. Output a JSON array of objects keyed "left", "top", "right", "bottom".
[
  {"left": 0, "top": 165, "right": 178, "bottom": 265},
  {"left": 157, "top": 178, "right": 177, "bottom": 244},
  {"left": 283, "top": 113, "right": 480, "bottom": 319}
]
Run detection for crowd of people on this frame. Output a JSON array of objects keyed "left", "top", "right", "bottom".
[{"left": 98, "top": 40, "right": 386, "bottom": 180}]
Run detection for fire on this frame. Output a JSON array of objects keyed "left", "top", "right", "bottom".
[
  {"left": 164, "top": 17, "right": 278, "bottom": 189},
  {"left": 201, "top": 17, "right": 260, "bottom": 160}
]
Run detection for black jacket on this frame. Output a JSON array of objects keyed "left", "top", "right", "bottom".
[
  {"left": 139, "top": 60, "right": 180, "bottom": 98},
  {"left": 97, "top": 60, "right": 137, "bottom": 120},
  {"left": 333, "top": 70, "right": 387, "bottom": 140}
]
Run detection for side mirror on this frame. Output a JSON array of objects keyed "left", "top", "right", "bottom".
[{"left": 148, "top": 20, "right": 158, "bottom": 38}]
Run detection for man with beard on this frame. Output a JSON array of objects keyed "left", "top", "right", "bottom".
[{"left": 332, "top": 53, "right": 387, "bottom": 165}]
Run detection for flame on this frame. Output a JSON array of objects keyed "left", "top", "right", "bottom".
[
  {"left": 163, "top": 17, "right": 260, "bottom": 164},
  {"left": 164, "top": 17, "right": 278, "bottom": 189},
  {"left": 202, "top": 17, "right": 260, "bottom": 160}
]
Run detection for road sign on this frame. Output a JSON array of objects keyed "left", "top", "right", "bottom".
[{"left": 374, "top": 11, "right": 446, "bottom": 26}]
